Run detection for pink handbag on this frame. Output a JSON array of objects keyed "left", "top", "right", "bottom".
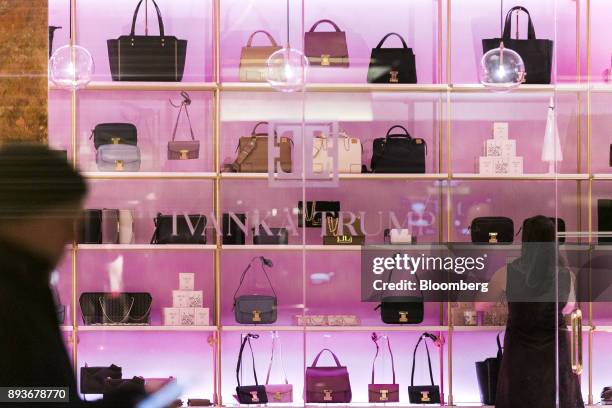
[
  {"left": 368, "top": 333, "right": 400, "bottom": 402},
  {"left": 264, "top": 333, "right": 293, "bottom": 403}
]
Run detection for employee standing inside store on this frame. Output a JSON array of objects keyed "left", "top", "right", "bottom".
[
  {"left": 476, "top": 215, "right": 584, "bottom": 408},
  {"left": 0, "top": 144, "right": 142, "bottom": 407}
]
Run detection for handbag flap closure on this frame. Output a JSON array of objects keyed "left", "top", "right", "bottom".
[
  {"left": 368, "top": 384, "right": 400, "bottom": 400},
  {"left": 305, "top": 367, "right": 351, "bottom": 393},
  {"left": 168, "top": 141, "right": 200, "bottom": 153},
  {"left": 235, "top": 295, "right": 276, "bottom": 314},
  {"left": 98, "top": 145, "right": 141, "bottom": 163}
]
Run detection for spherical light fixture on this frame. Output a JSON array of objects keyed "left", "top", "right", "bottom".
[
  {"left": 49, "top": 45, "right": 95, "bottom": 90},
  {"left": 267, "top": 47, "right": 309, "bottom": 93},
  {"left": 480, "top": 42, "right": 525, "bottom": 92}
]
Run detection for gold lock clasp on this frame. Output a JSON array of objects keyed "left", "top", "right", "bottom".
[
  {"left": 274, "top": 392, "right": 282, "bottom": 401},
  {"left": 321, "top": 54, "right": 331, "bottom": 66},
  {"left": 379, "top": 389, "right": 389, "bottom": 401},
  {"left": 115, "top": 160, "right": 124, "bottom": 171},
  {"left": 323, "top": 390, "right": 333, "bottom": 401},
  {"left": 179, "top": 149, "right": 189, "bottom": 160},
  {"left": 252, "top": 310, "right": 262, "bottom": 322},
  {"left": 399, "top": 311, "right": 408, "bottom": 323},
  {"left": 389, "top": 70, "right": 399, "bottom": 83},
  {"left": 249, "top": 391, "right": 259, "bottom": 402},
  {"left": 111, "top": 137, "right": 121, "bottom": 144},
  {"left": 489, "top": 232, "right": 498, "bottom": 244},
  {"left": 420, "top": 391, "right": 431, "bottom": 402}
]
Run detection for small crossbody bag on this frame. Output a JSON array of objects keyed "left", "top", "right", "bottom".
[
  {"left": 368, "top": 333, "right": 399, "bottom": 402},
  {"left": 168, "top": 91, "right": 199, "bottom": 160},
  {"left": 264, "top": 332, "right": 293, "bottom": 402}
]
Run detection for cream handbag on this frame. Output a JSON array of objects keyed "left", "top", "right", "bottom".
[
  {"left": 239, "top": 31, "right": 282, "bottom": 82},
  {"left": 312, "top": 132, "right": 361, "bottom": 174}
]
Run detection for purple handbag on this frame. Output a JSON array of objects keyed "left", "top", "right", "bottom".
[
  {"left": 304, "top": 19, "right": 349, "bottom": 67},
  {"left": 368, "top": 333, "right": 400, "bottom": 402},
  {"left": 264, "top": 333, "right": 293, "bottom": 403},
  {"left": 305, "top": 349, "right": 352, "bottom": 403}
]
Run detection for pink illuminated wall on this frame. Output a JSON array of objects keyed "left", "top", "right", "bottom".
[{"left": 46, "top": 0, "right": 612, "bottom": 405}]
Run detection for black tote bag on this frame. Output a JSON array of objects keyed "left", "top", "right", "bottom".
[
  {"left": 367, "top": 32, "right": 417, "bottom": 84},
  {"left": 475, "top": 332, "right": 503, "bottom": 405},
  {"left": 482, "top": 6, "right": 553, "bottom": 84},
  {"left": 371, "top": 125, "right": 427, "bottom": 173},
  {"left": 107, "top": 0, "right": 187, "bottom": 82}
]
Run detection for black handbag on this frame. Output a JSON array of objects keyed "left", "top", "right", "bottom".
[
  {"left": 80, "top": 364, "right": 122, "bottom": 394},
  {"left": 298, "top": 201, "right": 340, "bottom": 228},
  {"left": 371, "top": 125, "right": 427, "bottom": 173},
  {"left": 79, "top": 292, "right": 152, "bottom": 325},
  {"left": 520, "top": 217, "right": 565, "bottom": 244},
  {"left": 90, "top": 123, "right": 138, "bottom": 150},
  {"left": 223, "top": 213, "right": 246, "bottom": 245},
  {"left": 107, "top": 0, "right": 187, "bottom": 82},
  {"left": 598, "top": 199, "right": 612, "bottom": 244},
  {"left": 408, "top": 333, "right": 441, "bottom": 404},
  {"left": 375, "top": 270, "right": 424, "bottom": 324},
  {"left": 233, "top": 257, "right": 278, "bottom": 324},
  {"left": 151, "top": 213, "right": 207, "bottom": 244},
  {"left": 236, "top": 333, "right": 268, "bottom": 404},
  {"left": 482, "top": 6, "right": 553, "bottom": 84},
  {"left": 470, "top": 217, "right": 514, "bottom": 244},
  {"left": 79, "top": 209, "right": 102, "bottom": 244},
  {"left": 103, "top": 377, "right": 146, "bottom": 398},
  {"left": 475, "top": 332, "right": 503, "bottom": 405},
  {"left": 252, "top": 226, "right": 288, "bottom": 245},
  {"left": 367, "top": 32, "right": 417, "bottom": 84}
]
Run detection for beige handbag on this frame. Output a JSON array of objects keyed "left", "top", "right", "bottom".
[
  {"left": 239, "top": 31, "right": 282, "bottom": 82},
  {"left": 312, "top": 132, "right": 362, "bottom": 174},
  {"left": 232, "top": 122, "right": 292, "bottom": 173}
]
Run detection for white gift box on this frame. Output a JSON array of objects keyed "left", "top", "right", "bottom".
[
  {"left": 179, "top": 273, "right": 195, "bottom": 290},
  {"left": 479, "top": 156, "right": 494, "bottom": 175},
  {"left": 195, "top": 308, "right": 209, "bottom": 326},
  {"left": 508, "top": 156, "right": 523, "bottom": 175},
  {"left": 179, "top": 308, "right": 196, "bottom": 326},
  {"left": 493, "top": 122, "right": 509, "bottom": 140},
  {"left": 163, "top": 308, "right": 181, "bottom": 326},
  {"left": 485, "top": 139, "right": 516, "bottom": 158},
  {"left": 172, "top": 290, "right": 203, "bottom": 308}
]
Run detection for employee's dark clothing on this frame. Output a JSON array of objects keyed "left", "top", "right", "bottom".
[
  {"left": 495, "top": 259, "right": 584, "bottom": 408},
  {"left": 0, "top": 241, "right": 136, "bottom": 408}
]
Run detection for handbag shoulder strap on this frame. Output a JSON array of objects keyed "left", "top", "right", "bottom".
[
  {"left": 502, "top": 6, "right": 536, "bottom": 40},
  {"left": 232, "top": 257, "right": 277, "bottom": 304},
  {"left": 170, "top": 92, "right": 195, "bottom": 142},
  {"left": 265, "top": 332, "right": 289, "bottom": 385},
  {"left": 371, "top": 333, "right": 396, "bottom": 384},
  {"left": 496, "top": 331, "right": 504, "bottom": 360},
  {"left": 236, "top": 333, "right": 260, "bottom": 387},
  {"left": 311, "top": 348, "right": 342, "bottom": 367},
  {"left": 247, "top": 30, "right": 279, "bottom": 47},
  {"left": 130, "top": 0, "right": 165, "bottom": 37},
  {"left": 410, "top": 333, "right": 436, "bottom": 387},
  {"left": 376, "top": 32, "right": 408, "bottom": 49},
  {"left": 308, "top": 19, "right": 342, "bottom": 33},
  {"left": 150, "top": 213, "right": 162, "bottom": 244}
]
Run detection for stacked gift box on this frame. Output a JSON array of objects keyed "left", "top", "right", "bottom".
[
  {"left": 478, "top": 122, "right": 523, "bottom": 175},
  {"left": 163, "top": 273, "right": 209, "bottom": 326}
]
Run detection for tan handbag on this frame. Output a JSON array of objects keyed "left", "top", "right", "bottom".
[
  {"left": 312, "top": 132, "right": 362, "bottom": 174},
  {"left": 239, "top": 31, "right": 282, "bottom": 82},
  {"left": 232, "top": 122, "right": 292, "bottom": 173}
]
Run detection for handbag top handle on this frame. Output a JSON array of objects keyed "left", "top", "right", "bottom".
[
  {"left": 236, "top": 333, "right": 260, "bottom": 387},
  {"left": 247, "top": 30, "right": 279, "bottom": 47},
  {"left": 170, "top": 91, "right": 195, "bottom": 142},
  {"left": 502, "top": 6, "right": 536, "bottom": 40},
  {"left": 251, "top": 121, "right": 271, "bottom": 137},
  {"left": 376, "top": 32, "right": 409, "bottom": 49},
  {"left": 311, "top": 348, "right": 343, "bottom": 368},
  {"left": 265, "top": 332, "right": 289, "bottom": 385},
  {"left": 371, "top": 333, "right": 396, "bottom": 384},
  {"left": 410, "top": 333, "right": 437, "bottom": 387},
  {"left": 130, "top": 0, "right": 165, "bottom": 37},
  {"left": 308, "top": 19, "right": 343, "bottom": 33},
  {"left": 232, "top": 256, "right": 278, "bottom": 303},
  {"left": 385, "top": 125, "right": 412, "bottom": 139}
]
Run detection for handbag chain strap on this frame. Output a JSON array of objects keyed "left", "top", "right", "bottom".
[
  {"left": 99, "top": 296, "right": 135, "bottom": 324},
  {"left": 170, "top": 91, "right": 195, "bottom": 142},
  {"left": 232, "top": 257, "right": 278, "bottom": 305},
  {"left": 265, "top": 331, "right": 289, "bottom": 385},
  {"left": 371, "top": 333, "right": 396, "bottom": 384},
  {"left": 410, "top": 333, "right": 437, "bottom": 387},
  {"left": 304, "top": 202, "right": 317, "bottom": 222},
  {"left": 236, "top": 333, "right": 260, "bottom": 387},
  {"left": 326, "top": 216, "right": 339, "bottom": 236}
]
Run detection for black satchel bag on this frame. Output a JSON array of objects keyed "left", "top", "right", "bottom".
[
  {"left": 236, "top": 333, "right": 268, "bottom": 404},
  {"left": 598, "top": 199, "right": 612, "bottom": 244},
  {"left": 151, "top": 213, "right": 207, "bottom": 244},
  {"left": 482, "top": 6, "right": 553, "bottom": 84},
  {"left": 223, "top": 213, "right": 246, "bottom": 245},
  {"left": 470, "top": 217, "right": 514, "bottom": 244},
  {"left": 520, "top": 217, "right": 565, "bottom": 243},
  {"left": 252, "top": 226, "right": 288, "bottom": 245},
  {"left": 233, "top": 257, "right": 278, "bottom": 324},
  {"left": 103, "top": 376, "right": 146, "bottom": 398},
  {"left": 80, "top": 292, "right": 152, "bottom": 325},
  {"left": 371, "top": 125, "right": 427, "bottom": 173},
  {"left": 107, "top": 0, "right": 187, "bottom": 82},
  {"left": 91, "top": 123, "right": 138, "bottom": 150},
  {"left": 408, "top": 333, "right": 441, "bottom": 404},
  {"left": 79, "top": 209, "right": 102, "bottom": 244},
  {"left": 367, "top": 32, "right": 417, "bottom": 84},
  {"left": 375, "top": 270, "right": 424, "bottom": 324},
  {"left": 80, "top": 364, "right": 122, "bottom": 394},
  {"left": 475, "top": 332, "right": 503, "bottom": 405},
  {"left": 298, "top": 201, "right": 340, "bottom": 228}
]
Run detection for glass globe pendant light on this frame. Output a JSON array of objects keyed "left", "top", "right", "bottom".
[
  {"left": 266, "top": 0, "right": 309, "bottom": 92},
  {"left": 49, "top": 45, "right": 94, "bottom": 90}
]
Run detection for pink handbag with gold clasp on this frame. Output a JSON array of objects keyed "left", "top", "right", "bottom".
[{"left": 264, "top": 332, "right": 293, "bottom": 403}]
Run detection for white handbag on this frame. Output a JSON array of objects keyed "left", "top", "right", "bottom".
[
  {"left": 118, "top": 209, "right": 135, "bottom": 244},
  {"left": 312, "top": 132, "right": 362, "bottom": 174}
]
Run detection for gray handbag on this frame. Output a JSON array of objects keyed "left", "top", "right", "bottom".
[
  {"left": 96, "top": 144, "right": 141, "bottom": 171},
  {"left": 102, "top": 209, "right": 120, "bottom": 244},
  {"left": 233, "top": 257, "right": 278, "bottom": 324},
  {"left": 168, "top": 91, "right": 200, "bottom": 160}
]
